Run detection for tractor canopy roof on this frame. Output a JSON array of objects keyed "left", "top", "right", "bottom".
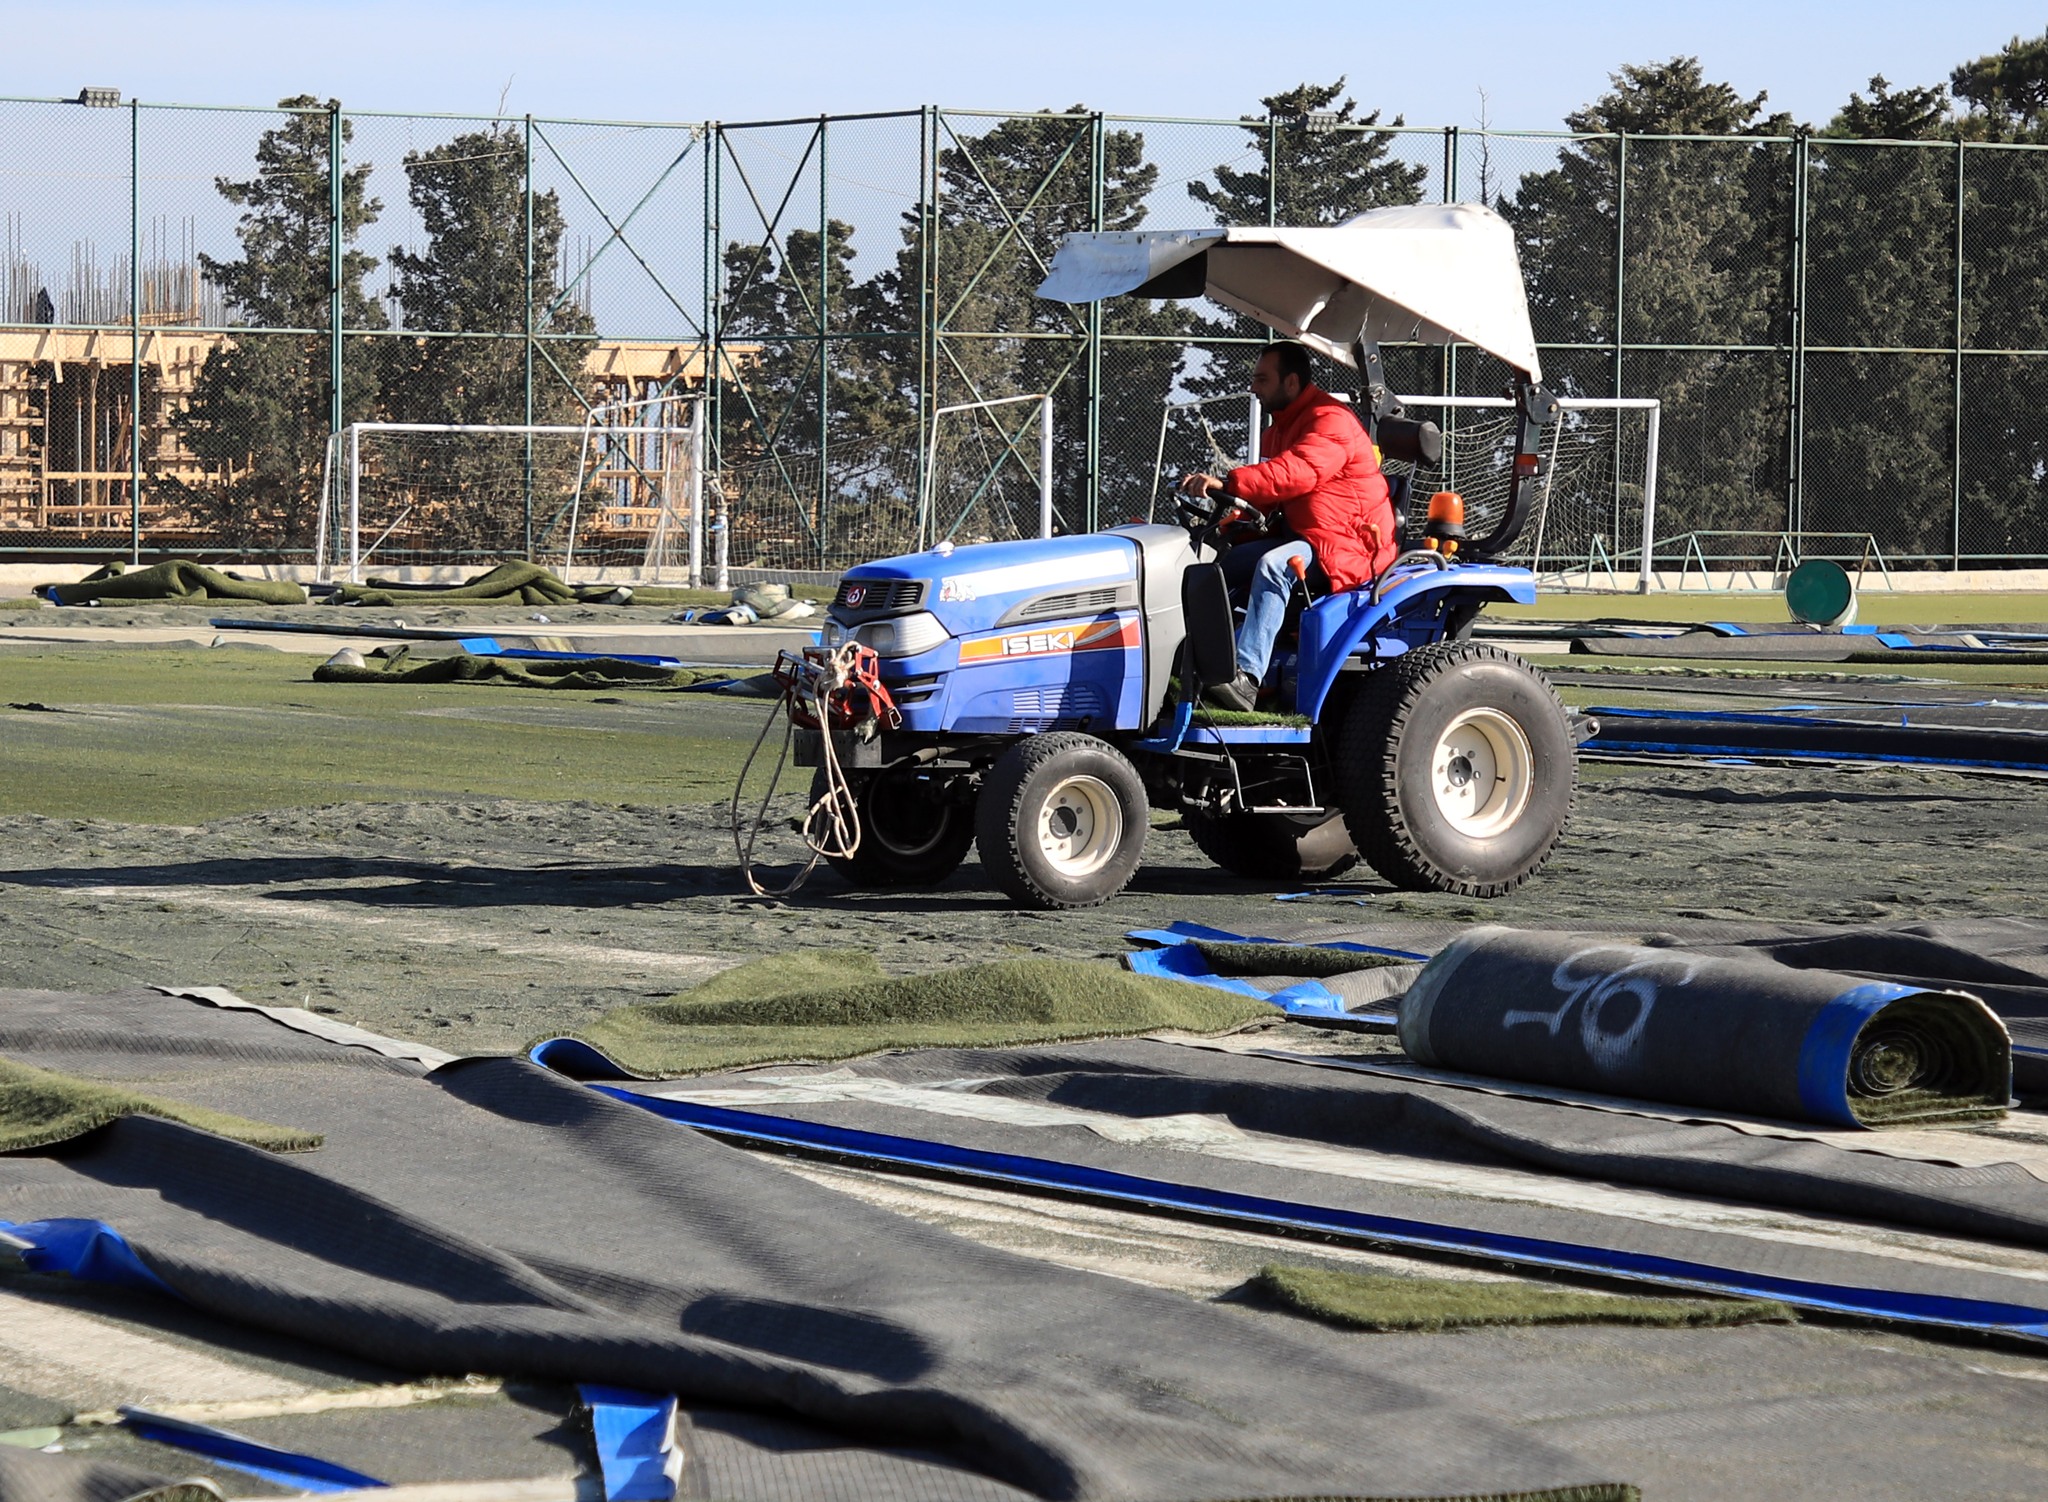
[{"left": 1036, "top": 203, "right": 1542, "bottom": 384}]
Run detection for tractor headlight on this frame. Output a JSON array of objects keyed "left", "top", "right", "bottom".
[{"left": 856, "top": 611, "right": 949, "bottom": 658}]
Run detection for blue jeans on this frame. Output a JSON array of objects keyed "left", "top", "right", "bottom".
[{"left": 1226, "top": 538, "right": 1314, "bottom": 680}]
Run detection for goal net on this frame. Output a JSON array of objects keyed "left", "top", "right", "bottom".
[
  {"left": 317, "top": 398, "right": 704, "bottom": 581},
  {"left": 1384, "top": 396, "right": 1661, "bottom": 590},
  {"left": 712, "top": 394, "right": 1053, "bottom": 578}
]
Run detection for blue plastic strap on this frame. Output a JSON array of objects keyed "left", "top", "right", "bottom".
[
  {"left": 1583, "top": 736, "right": 2048, "bottom": 774},
  {"left": 529, "top": 1035, "right": 635, "bottom": 1078},
  {"left": 1128, "top": 921, "right": 1428, "bottom": 961},
  {"left": 580, "top": 1385, "right": 682, "bottom": 1501},
  {"left": 1795, "top": 981, "right": 1921, "bottom": 1128},
  {"left": 595, "top": 1090, "right": 2048, "bottom": 1341},
  {"left": 1122, "top": 945, "right": 1266, "bottom": 996},
  {"left": 0, "top": 1218, "right": 178, "bottom": 1298},
  {"left": 119, "top": 1408, "right": 387, "bottom": 1493}
]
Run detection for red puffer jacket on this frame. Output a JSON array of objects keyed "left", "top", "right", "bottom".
[{"left": 1222, "top": 385, "right": 1396, "bottom": 593}]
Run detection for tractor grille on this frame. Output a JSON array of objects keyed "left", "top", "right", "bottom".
[
  {"left": 1014, "top": 586, "right": 1126, "bottom": 622},
  {"left": 1006, "top": 685, "right": 1107, "bottom": 732},
  {"left": 834, "top": 578, "right": 925, "bottom": 613}
]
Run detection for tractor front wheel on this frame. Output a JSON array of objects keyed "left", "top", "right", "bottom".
[
  {"left": 1335, "top": 642, "right": 1575, "bottom": 896},
  {"left": 976, "top": 733, "right": 1148, "bottom": 910}
]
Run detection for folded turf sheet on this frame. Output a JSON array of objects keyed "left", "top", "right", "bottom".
[
  {"left": 1250, "top": 1264, "right": 1793, "bottom": 1333},
  {"left": 0, "top": 1056, "right": 320, "bottom": 1154},
  {"left": 42, "top": 560, "right": 306, "bottom": 606},
  {"left": 538, "top": 951, "right": 1273, "bottom": 1077},
  {"left": 0, "top": 986, "right": 1632, "bottom": 1502},
  {"left": 313, "top": 648, "right": 738, "bottom": 691},
  {"left": 328, "top": 560, "right": 610, "bottom": 608}
]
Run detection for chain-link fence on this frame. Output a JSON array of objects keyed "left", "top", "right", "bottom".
[{"left": 2, "top": 95, "right": 2044, "bottom": 572}]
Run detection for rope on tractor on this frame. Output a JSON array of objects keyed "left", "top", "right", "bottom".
[{"left": 731, "top": 641, "right": 902, "bottom": 898}]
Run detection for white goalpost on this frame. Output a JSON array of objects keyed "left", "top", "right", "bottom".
[
  {"left": 316, "top": 395, "right": 707, "bottom": 585},
  {"left": 918, "top": 392, "right": 1053, "bottom": 551}
]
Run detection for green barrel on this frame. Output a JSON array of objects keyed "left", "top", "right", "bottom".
[{"left": 1786, "top": 558, "right": 1857, "bottom": 628}]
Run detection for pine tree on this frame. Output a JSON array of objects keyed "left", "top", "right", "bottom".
[
  {"left": 379, "top": 124, "right": 597, "bottom": 554},
  {"left": 1500, "top": 59, "right": 1797, "bottom": 543},
  {"left": 1188, "top": 79, "right": 1427, "bottom": 227},
  {"left": 171, "top": 97, "right": 383, "bottom": 550},
  {"left": 1179, "top": 82, "right": 1429, "bottom": 476}
]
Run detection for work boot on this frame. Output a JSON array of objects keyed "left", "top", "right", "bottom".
[{"left": 1204, "top": 671, "right": 1260, "bottom": 712}]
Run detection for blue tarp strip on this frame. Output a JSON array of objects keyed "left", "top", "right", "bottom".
[
  {"left": 1583, "top": 738, "right": 2048, "bottom": 774},
  {"left": 580, "top": 1385, "right": 682, "bottom": 1502},
  {"left": 118, "top": 1408, "right": 388, "bottom": 1493},
  {"left": 597, "top": 1090, "right": 2048, "bottom": 1341},
  {"left": 1128, "top": 921, "right": 1427, "bottom": 962}
]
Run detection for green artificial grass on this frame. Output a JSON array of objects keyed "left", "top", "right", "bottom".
[
  {"left": 549, "top": 949, "right": 1273, "bottom": 1077},
  {"left": 41, "top": 559, "right": 305, "bottom": 607},
  {"left": 1251, "top": 1264, "right": 1795, "bottom": 1334},
  {"left": 0, "top": 596, "right": 45, "bottom": 611},
  {"left": 0, "top": 649, "right": 770, "bottom": 821},
  {"left": 1189, "top": 941, "right": 1410, "bottom": 979},
  {"left": 0, "top": 1056, "right": 321, "bottom": 1153}
]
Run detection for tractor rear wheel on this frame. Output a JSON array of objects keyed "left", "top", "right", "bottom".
[
  {"left": 1183, "top": 806, "right": 1358, "bottom": 883},
  {"left": 976, "top": 733, "right": 1148, "bottom": 910},
  {"left": 1335, "top": 642, "right": 1575, "bottom": 896},
  {"left": 815, "top": 765, "right": 975, "bottom": 887}
]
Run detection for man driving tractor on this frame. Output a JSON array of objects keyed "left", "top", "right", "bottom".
[{"left": 1177, "top": 341, "right": 1397, "bottom": 711}]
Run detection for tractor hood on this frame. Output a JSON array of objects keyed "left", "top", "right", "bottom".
[
  {"left": 1035, "top": 203, "right": 1542, "bottom": 383},
  {"left": 838, "top": 533, "right": 1140, "bottom": 637}
]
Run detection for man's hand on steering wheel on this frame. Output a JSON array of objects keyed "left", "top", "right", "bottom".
[{"left": 1178, "top": 472, "right": 1226, "bottom": 500}]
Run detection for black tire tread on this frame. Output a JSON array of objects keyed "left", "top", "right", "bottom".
[{"left": 1335, "top": 641, "right": 1576, "bottom": 897}]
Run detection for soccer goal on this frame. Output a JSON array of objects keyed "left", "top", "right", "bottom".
[
  {"left": 918, "top": 393, "right": 1054, "bottom": 550},
  {"left": 1388, "top": 395, "right": 1661, "bottom": 592},
  {"left": 316, "top": 396, "right": 706, "bottom": 583}
]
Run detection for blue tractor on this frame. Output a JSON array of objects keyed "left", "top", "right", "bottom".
[{"left": 791, "top": 205, "right": 1579, "bottom": 910}]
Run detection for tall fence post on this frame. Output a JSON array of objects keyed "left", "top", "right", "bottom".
[
  {"left": 817, "top": 115, "right": 830, "bottom": 562},
  {"left": 1788, "top": 135, "right": 1809, "bottom": 539},
  {"left": 915, "top": 107, "right": 934, "bottom": 537},
  {"left": 523, "top": 113, "right": 536, "bottom": 560},
  {"left": 1952, "top": 137, "right": 1966, "bottom": 571},
  {"left": 328, "top": 101, "right": 344, "bottom": 569},
  {"left": 1084, "top": 112, "right": 1105, "bottom": 533},
  {"left": 129, "top": 97, "right": 141, "bottom": 564},
  {"left": 1038, "top": 392, "right": 1054, "bottom": 538},
  {"left": 1612, "top": 133, "right": 1627, "bottom": 412}
]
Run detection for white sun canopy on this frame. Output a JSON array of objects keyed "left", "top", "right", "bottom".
[{"left": 1036, "top": 203, "right": 1543, "bottom": 383}]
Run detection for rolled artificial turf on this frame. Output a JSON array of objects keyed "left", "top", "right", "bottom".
[{"left": 546, "top": 949, "right": 1273, "bottom": 1077}]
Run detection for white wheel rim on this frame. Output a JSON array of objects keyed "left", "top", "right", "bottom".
[
  {"left": 1035, "top": 774, "right": 1123, "bottom": 878},
  {"left": 1429, "top": 707, "right": 1534, "bottom": 838}
]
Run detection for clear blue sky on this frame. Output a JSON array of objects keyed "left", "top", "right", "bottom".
[{"left": 7, "top": 1, "right": 2043, "bottom": 131}]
